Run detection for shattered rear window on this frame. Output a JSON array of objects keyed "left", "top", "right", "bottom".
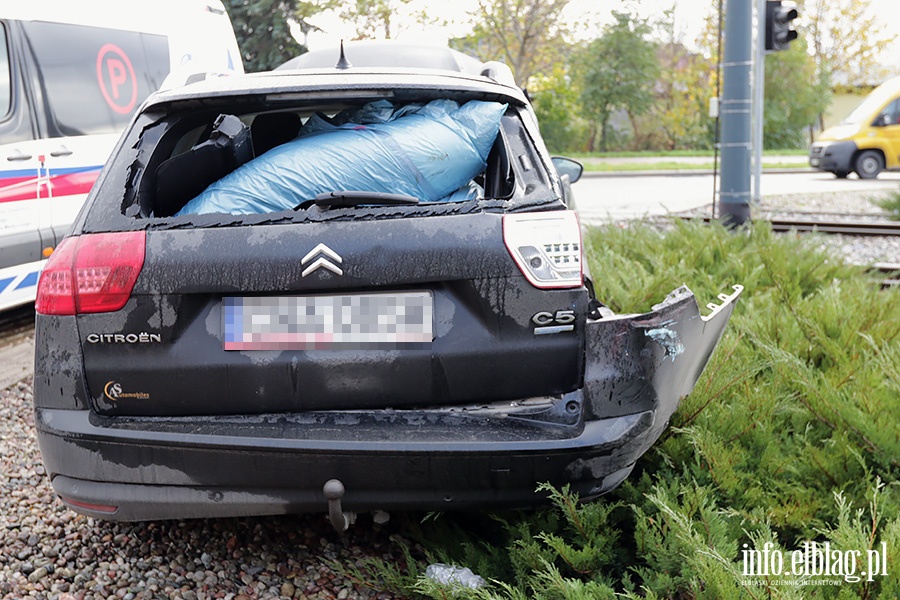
[
  {"left": 83, "top": 88, "right": 561, "bottom": 232},
  {"left": 174, "top": 98, "right": 506, "bottom": 217}
]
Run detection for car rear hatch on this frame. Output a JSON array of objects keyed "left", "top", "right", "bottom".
[
  {"left": 45, "top": 75, "right": 587, "bottom": 417},
  {"left": 71, "top": 212, "right": 586, "bottom": 416}
]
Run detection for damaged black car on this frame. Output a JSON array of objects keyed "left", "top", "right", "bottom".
[{"left": 32, "top": 43, "right": 742, "bottom": 528}]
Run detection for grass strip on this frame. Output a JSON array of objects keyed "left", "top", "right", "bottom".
[
  {"left": 582, "top": 161, "right": 809, "bottom": 172},
  {"left": 567, "top": 149, "right": 809, "bottom": 159}
]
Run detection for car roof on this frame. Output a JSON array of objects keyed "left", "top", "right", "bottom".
[
  {"left": 280, "top": 41, "right": 483, "bottom": 72},
  {"left": 147, "top": 42, "right": 524, "bottom": 108},
  {"left": 145, "top": 67, "right": 528, "bottom": 108}
]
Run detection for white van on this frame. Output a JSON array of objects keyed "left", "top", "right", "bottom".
[{"left": 0, "top": 1, "right": 243, "bottom": 310}]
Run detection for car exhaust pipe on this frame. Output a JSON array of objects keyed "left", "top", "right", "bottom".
[{"left": 323, "top": 479, "right": 354, "bottom": 532}]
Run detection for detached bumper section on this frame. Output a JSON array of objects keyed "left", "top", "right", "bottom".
[
  {"left": 580, "top": 284, "right": 743, "bottom": 474},
  {"left": 35, "top": 285, "right": 742, "bottom": 521}
]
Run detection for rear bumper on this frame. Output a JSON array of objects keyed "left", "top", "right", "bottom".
[
  {"left": 35, "top": 284, "right": 741, "bottom": 521},
  {"left": 38, "top": 409, "right": 647, "bottom": 520}
]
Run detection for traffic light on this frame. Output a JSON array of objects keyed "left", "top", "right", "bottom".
[{"left": 765, "top": 0, "right": 798, "bottom": 52}]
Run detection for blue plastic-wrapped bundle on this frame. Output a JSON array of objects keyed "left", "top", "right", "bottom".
[{"left": 175, "top": 99, "right": 507, "bottom": 216}]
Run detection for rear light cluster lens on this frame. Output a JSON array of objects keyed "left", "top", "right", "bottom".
[
  {"left": 35, "top": 231, "right": 146, "bottom": 315},
  {"left": 60, "top": 497, "right": 118, "bottom": 515},
  {"left": 503, "top": 211, "right": 583, "bottom": 289}
]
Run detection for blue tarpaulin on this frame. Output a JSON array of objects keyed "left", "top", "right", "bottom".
[{"left": 176, "top": 99, "right": 507, "bottom": 216}]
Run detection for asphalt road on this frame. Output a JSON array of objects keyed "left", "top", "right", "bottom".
[{"left": 572, "top": 170, "right": 900, "bottom": 224}]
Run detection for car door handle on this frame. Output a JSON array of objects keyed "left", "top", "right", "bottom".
[
  {"left": 6, "top": 149, "right": 32, "bottom": 161},
  {"left": 50, "top": 145, "right": 73, "bottom": 157}
]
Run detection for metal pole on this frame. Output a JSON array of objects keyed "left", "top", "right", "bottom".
[
  {"left": 719, "top": 0, "right": 753, "bottom": 227},
  {"left": 753, "top": 0, "right": 765, "bottom": 205},
  {"left": 711, "top": 0, "right": 725, "bottom": 220}
]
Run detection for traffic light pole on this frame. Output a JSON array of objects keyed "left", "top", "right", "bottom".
[
  {"left": 753, "top": 0, "right": 765, "bottom": 205},
  {"left": 719, "top": 0, "right": 753, "bottom": 227}
]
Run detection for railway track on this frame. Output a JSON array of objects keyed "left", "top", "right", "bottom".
[
  {"left": 767, "top": 218, "right": 900, "bottom": 236},
  {"left": 686, "top": 215, "right": 900, "bottom": 236},
  {"left": 726, "top": 218, "right": 899, "bottom": 285},
  {"left": 874, "top": 263, "right": 900, "bottom": 288}
]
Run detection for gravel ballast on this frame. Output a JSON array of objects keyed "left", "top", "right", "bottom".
[
  {"left": 0, "top": 379, "right": 409, "bottom": 600},
  {"left": 761, "top": 190, "right": 900, "bottom": 265},
  {"left": 678, "top": 188, "right": 900, "bottom": 265}
]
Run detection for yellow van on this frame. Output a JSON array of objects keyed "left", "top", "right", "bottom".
[{"left": 809, "top": 76, "right": 900, "bottom": 179}]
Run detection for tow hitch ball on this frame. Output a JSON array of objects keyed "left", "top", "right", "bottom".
[{"left": 323, "top": 479, "right": 355, "bottom": 532}]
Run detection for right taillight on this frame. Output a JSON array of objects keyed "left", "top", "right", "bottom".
[
  {"left": 503, "top": 211, "right": 583, "bottom": 289},
  {"left": 36, "top": 231, "right": 146, "bottom": 316}
]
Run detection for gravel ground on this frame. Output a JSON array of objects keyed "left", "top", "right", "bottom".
[
  {"left": 0, "top": 378, "right": 413, "bottom": 600},
  {"left": 676, "top": 189, "right": 900, "bottom": 265}
]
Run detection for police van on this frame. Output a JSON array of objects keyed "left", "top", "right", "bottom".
[{"left": 0, "top": 1, "right": 243, "bottom": 310}]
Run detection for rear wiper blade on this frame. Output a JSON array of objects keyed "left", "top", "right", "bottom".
[{"left": 309, "top": 191, "right": 420, "bottom": 210}]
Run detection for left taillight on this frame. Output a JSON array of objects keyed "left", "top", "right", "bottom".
[{"left": 36, "top": 231, "right": 146, "bottom": 316}]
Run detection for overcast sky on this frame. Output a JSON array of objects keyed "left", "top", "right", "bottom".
[{"left": 305, "top": 0, "right": 900, "bottom": 72}]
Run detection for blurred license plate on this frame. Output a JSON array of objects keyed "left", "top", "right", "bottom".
[
  {"left": 223, "top": 292, "right": 433, "bottom": 350},
  {"left": 810, "top": 158, "right": 820, "bottom": 166}
]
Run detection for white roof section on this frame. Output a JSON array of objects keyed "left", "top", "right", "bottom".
[
  {"left": 0, "top": 0, "right": 226, "bottom": 34},
  {"left": 1, "top": 0, "right": 243, "bottom": 74}
]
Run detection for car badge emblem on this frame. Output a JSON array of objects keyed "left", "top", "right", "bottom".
[{"left": 301, "top": 243, "right": 343, "bottom": 277}]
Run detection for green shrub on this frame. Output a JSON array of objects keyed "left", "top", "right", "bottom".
[{"left": 340, "top": 221, "right": 900, "bottom": 599}]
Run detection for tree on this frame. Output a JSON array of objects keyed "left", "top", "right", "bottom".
[
  {"left": 450, "top": 0, "right": 573, "bottom": 87},
  {"left": 337, "top": 0, "right": 415, "bottom": 39},
  {"left": 651, "top": 6, "right": 716, "bottom": 150},
  {"left": 801, "top": 0, "right": 896, "bottom": 130},
  {"left": 763, "top": 37, "right": 831, "bottom": 148},
  {"left": 803, "top": 0, "right": 896, "bottom": 88},
  {"left": 225, "top": 0, "right": 308, "bottom": 72},
  {"left": 294, "top": 0, "right": 437, "bottom": 41},
  {"left": 650, "top": 43, "right": 716, "bottom": 150},
  {"left": 529, "top": 63, "right": 590, "bottom": 153},
  {"left": 577, "top": 11, "right": 659, "bottom": 151}
]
